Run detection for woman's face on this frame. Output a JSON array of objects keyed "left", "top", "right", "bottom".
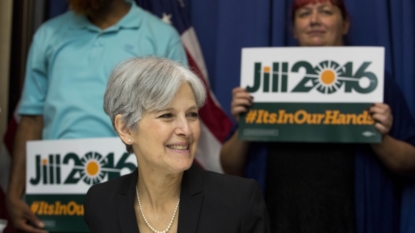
[
  {"left": 293, "top": 1, "right": 349, "bottom": 46},
  {"left": 131, "top": 83, "right": 200, "bottom": 174}
]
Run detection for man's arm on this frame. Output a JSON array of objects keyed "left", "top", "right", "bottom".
[
  {"left": 6, "top": 115, "right": 47, "bottom": 233},
  {"left": 220, "top": 87, "right": 253, "bottom": 176},
  {"left": 220, "top": 130, "right": 250, "bottom": 176}
]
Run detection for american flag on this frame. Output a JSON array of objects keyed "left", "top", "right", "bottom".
[
  {"left": 135, "top": 0, "right": 233, "bottom": 172},
  {"left": 0, "top": 2, "right": 232, "bottom": 231}
]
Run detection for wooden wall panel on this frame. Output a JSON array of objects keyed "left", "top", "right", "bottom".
[{"left": 0, "top": 0, "right": 13, "bottom": 140}]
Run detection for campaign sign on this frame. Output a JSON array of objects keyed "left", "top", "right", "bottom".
[
  {"left": 26, "top": 138, "right": 137, "bottom": 232},
  {"left": 239, "top": 47, "right": 384, "bottom": 143}
]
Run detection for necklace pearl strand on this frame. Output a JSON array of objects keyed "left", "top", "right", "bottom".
[{"left": 135, "top": 185, "right": 180, "bottom": 233}]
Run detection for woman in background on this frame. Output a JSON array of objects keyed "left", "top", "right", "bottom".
[
  {"left": 221, "top": 0, "right": 415, "bottom": 232},
  {"left": 84, "top": 57, "right": 270, "bottom": 233}
]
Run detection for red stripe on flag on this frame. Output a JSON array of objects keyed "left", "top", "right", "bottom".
[{"left": 184, "top": 49, "right": 233, "bottom": 143}]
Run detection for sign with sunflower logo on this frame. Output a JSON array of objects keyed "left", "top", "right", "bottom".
[
  {"left": 26, "top": 138, "right": 137, "bottom": 232},
  {"left": 239, "top": 47, "right": 384, "bottom": 143}
]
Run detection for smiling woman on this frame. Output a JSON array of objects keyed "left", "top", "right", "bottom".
[
  {"left": 122, "top": 82, "right": 201, "bottom": 175},
  {"left": 84, "top": 57, "right": 270, "bottom": 233},
  {"left": 103, "top": 57, "right": 206, "bottom": 155}
]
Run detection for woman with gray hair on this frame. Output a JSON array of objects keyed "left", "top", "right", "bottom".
[{"left": 83, "top": 57, "right": 270, "bottom": 233}]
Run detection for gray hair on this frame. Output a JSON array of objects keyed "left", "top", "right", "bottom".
[{"left": 104, "top": 57, "right": 206, "bottom": 152}]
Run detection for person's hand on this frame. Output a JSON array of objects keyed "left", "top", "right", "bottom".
[
  {"left": 6, "top": 196, "right": 47, "bottom": 233},
  {"left": 369, "top": 103, "right": 393, "bottom": 136},
  {"left": 231, "top": 87, "right": 253, "bottom": 121}
]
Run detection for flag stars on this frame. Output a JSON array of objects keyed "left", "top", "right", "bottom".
[{"left": 162, "top": 13, "right": 173, "bottom": 25}]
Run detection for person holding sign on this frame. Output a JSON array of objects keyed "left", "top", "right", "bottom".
[
  {"left": 83, "top": 57, "right": 270, "bottom": 233},
  {"left": 221, "top": 0, "right": 415, "bottom": 232},
  {"left": 7, "top": 0, "right": 188, "bottom": 232},
  {"left": 7, "top": 0, "right": 187, "bottom": 233}
]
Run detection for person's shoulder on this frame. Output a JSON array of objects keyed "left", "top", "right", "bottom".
[
  {"left": 133, "top": 5, "right": 180, "bottom": 37},
  {"left": 86, "top": 170, "right": 135, "bottom": 201},
  {"left": 37, "top": 11, "right": 75, "bottom": 32},
  {"left": 188, "top": 168, "right": 270, "bottom": 232},
  {"left": 200, "top": 169, "right": 259, "bottom": 194},
  {"left": 195, "top": 169, "right": 265, "bottom": 217},
  {"left": 33, "top": 11, "right": 76, "bottom": 42},
  {"left": 206, "top": 170, "right": 258, "bottom": 185}
]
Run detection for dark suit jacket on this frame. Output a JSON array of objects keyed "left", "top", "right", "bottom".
[{"left": 84, "top": 164, "right": 270, "bottom": 233}]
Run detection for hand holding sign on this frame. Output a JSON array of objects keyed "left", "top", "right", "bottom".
[
  {"left": 6, "top": 197, "right": 46, "bottom": 233},
  {"left": 370, "top": 103, "right": 393, "bottom": 136},
  {"left": 231, "top": 87, "right": 253, "bottom": 121}
]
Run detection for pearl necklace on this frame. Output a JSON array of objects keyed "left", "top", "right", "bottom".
[{"left": 135, "top": 185, "right": 180, "bottom": 233}]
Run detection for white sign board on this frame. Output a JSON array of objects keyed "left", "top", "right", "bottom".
[
  {"left": 26, "top": 137, "right": 137, "bottom": 232},
  {"left": 239, "top": 47, "right": 384, "bottom": 143},
  {"left": 241, "top": 47, "right": 384, "bottom": 103}
]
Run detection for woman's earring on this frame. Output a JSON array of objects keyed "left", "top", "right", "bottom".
[{"left": 128, "top": 139, "right": 131, "bottom": 143}]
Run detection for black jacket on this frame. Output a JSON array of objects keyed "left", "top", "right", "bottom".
[{"left": 84, "top": 164, "right": 270, "bottom": 233}]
